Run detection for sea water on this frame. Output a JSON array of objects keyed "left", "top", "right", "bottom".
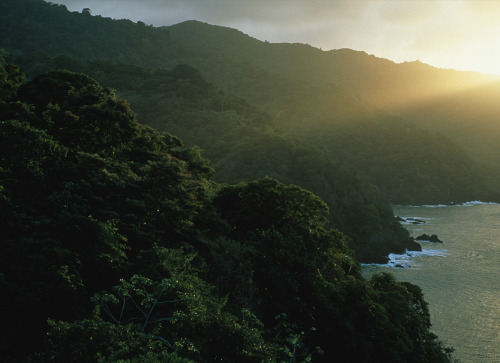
[{"left": 362, "top": 202, "right": 500, "bottom": 362}]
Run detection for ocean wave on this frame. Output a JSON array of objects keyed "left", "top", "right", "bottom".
[
  {"left": 457, "top": 201, "right": 499, "bottom": 206},
  {"left": 392, "top": 248, "right": 448, "bottom": 259},
  {"left": 397, "top": 216, "right": 434, "bottom": 225},
  {"left": 407, "top": 204, "right": 449, "bottom": 208},
  {"left": 396, "top": 201, "right": 499, "bottom": 208},
  {"left": 362, "top": 248, "right": 448, "bottom": 269},
  {"left": 387, "top": 249, "right": 448, "bottom": 268}
]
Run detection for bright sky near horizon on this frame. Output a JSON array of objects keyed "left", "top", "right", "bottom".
[{"left": 49, "top": 0, "right": 500, "bottom": 76}]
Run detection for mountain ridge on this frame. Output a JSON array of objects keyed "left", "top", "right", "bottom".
[
  {"left": 0, "top": 30, "right": 455, "bottom": 363},
  {"left": 2, "top": 0, "right": 500, "bottom": 219},
  {"left": 161, "top": 20, "right": 500, "bottom": 168}
]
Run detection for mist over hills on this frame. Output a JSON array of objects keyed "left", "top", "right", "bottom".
[
  {"left": 167, "top": 20, "right": 500, "bottom": 167},
  {"left": 3, "top": 0, "right": 500, "bottom": 205},
  {"left": 1, "top": 0, "right": 499, "bottom": 256},
  {"left": 0, "top": 1, "right": 486, "bottom": 360},
  {"left": 164, "top": 20, "right": 500, "bottom": 202},
  {"left": 0, "top": 0, "right": 498, "bottom": 258}
]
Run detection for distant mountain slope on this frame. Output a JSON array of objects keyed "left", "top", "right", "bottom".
[
  {"left": 0, "top": 0, "right": 172, "bottom": 66},
  {"left": 0, "top": 53, "right": 456, "bottom": 363},
  {"left": 165, "top": 20, "right": 497, "bottom": 106},
  {"left": 166, "top": 20, "right": 500, "bottom": 167},
  {"left": 1, "top": 0, "right": 499, "bottom": 206}
]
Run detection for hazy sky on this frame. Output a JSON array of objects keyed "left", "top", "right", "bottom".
[{"left": 49, "top": 0, "right": 500, "bottom": 75}]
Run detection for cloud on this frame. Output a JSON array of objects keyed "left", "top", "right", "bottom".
[{"left": 376, "top": 0, "right": 443, "bottom": 24}]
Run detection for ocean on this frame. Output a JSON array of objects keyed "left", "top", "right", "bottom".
[{"left": 362, "top": 202, "right": 500, "bottom": 362}]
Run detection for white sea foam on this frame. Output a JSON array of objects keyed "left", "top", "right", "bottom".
[
  {"left": 393, "top": 204, "right": 448, "bottom": 208},
  {"left": 398, "top": 201, "right": 499, "bottom": 208},
  {"left": 458, "top": 201, "right": 499, "bottom": 206},
  {"left": 397, "top": 216, "right": 434, "bottom": 225},
  {"left": 387, "top": 248, "right": 448, "bottom": 268},
  {"left": 410, "top": 204, "right": 448, "bottom": 208},
  {"left": 362, "top": 248, "right": 449, "bottom": 269}
]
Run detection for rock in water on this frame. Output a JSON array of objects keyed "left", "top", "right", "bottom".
[
  {"left": 415, "top": 233, "right": 443, "bottom": 243},
  {"left": 406, "top": 237, "right": 422, "bottom": 251}
]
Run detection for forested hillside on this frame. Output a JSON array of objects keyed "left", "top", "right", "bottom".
[
  {"left": 0, "top": 52, "right": 454, "bottom": 362},
  {"left": 165, "top": 20, "right": 500, "bottom": 164},
  {"left": 164, "top": 21, "right": 500, "bottom": 202},
  {"left": 0, "top": 0, "right": 426, "bottom": 264},
  {"left": 0, "top": 1, "right": 477, "bottom": 360},
  {"left": 2, "top": 0, "right": 499, "bottom": 205}
]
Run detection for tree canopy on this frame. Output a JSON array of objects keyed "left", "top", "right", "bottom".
[{"left": 0, "top": 56, "right": 454, "bottom": 362}]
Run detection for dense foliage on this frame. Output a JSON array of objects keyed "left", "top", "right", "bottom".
[
  {"left": 8, "top": 53, "right": 414, "bottom": 262},
  {"left": 2, "top": 0, "right": 499, "bottom": 207},
  {"left": 0, "top": 55, "right": 453, "bottom": 361},
  {"left": 2, "top": 0, "right": 498, "bottom": 263}
]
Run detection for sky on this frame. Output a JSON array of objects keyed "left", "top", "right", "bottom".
[{"left": 49, "top": 0, "right": 500, "bottom": 76}]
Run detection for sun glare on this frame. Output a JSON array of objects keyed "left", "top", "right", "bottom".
[{"left": 448, "top": 42, "right": 500, "bottom": 77}]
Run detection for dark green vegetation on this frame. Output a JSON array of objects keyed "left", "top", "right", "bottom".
[
  {"left": 0, "top": 0, "right": 425, "bottom": 264},
  {"left": 2, "top": 0, "right": 500, "bottom": 207},
  {"left": 0, "top": 0, "right": 494, "bottom": 359},
  {"left": 1, "top": 54, "right": 453, "bottom": 361}
]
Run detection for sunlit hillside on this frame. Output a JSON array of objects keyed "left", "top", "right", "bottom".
[
  {"left": 2, "top": 1, "right": 500, "bottom": 205},
  {"left": 1, "top": 2, "right": 495, "bottom": 361},
  {"left": 0, "top": 2, "right": 461, "bottom": 361},
  {"left": 167, "top": 21, "right": 500, "bottom": 161}
]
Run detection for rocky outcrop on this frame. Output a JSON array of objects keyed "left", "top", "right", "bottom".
[
  {"left": 406, "top": 237, "right": 422, "bottom": 251},
  {"left": 415, "top": 233, "right": 443, "bottom": 243},
  {"left": 397, "top": 216, "right": 426, "bottom": 224}
]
